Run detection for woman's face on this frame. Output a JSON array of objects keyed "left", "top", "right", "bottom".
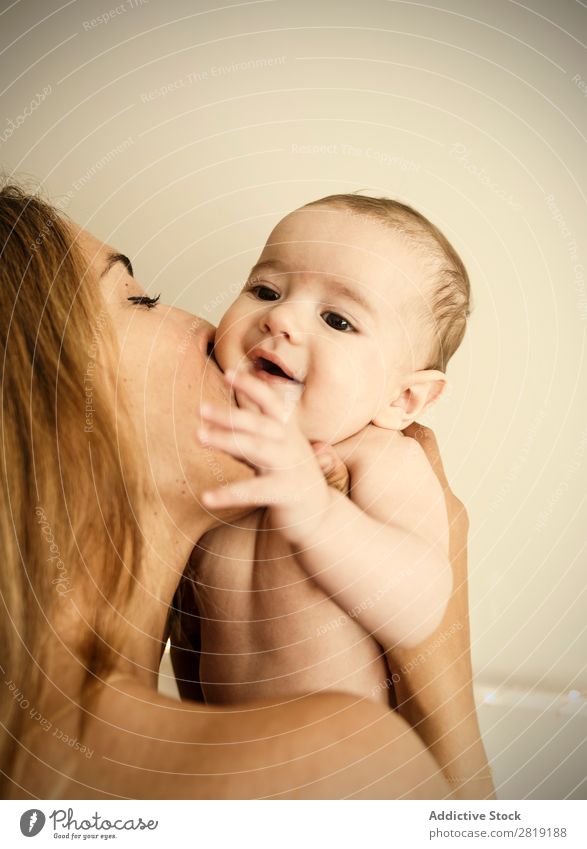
[{"left": 77, "top": 227, "right": 251, "bottom": 538}]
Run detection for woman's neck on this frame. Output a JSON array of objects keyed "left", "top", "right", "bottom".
[
  {"left": 112, "top": 505, "right": 211, "bottom": 687},
  {"left": 43, "top": 502, "right": 209, "bottom": 710}
]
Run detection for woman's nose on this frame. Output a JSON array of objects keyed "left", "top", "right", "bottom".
[{"left": 259, "top": 302, "right": 302, "bottom": 341}]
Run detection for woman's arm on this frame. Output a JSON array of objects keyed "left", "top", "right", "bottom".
[{"left": 385, "top": 423, "right": 496, "bottom": 800}]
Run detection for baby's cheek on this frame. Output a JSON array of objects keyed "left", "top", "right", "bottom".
[
  {"left": 298, "top": 392, "right": 356, "bottom": 444},
  {"left": 211, "top": 333, "right": 233, "bottom": 373},
  {"left": 213, "top": 312, "right": 237, "bottom": 361}
]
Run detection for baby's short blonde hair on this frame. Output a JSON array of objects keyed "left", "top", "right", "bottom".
[{"left": 304, "top": 193, "right": 471, "bottom": 372}]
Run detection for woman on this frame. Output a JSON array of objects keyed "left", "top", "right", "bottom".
[{"left": 0, "top": 184, "right": 493, "bottom": 799}]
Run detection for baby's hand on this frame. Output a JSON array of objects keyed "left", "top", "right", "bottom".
[
  {"left": 199, "top": 369, "right": 332, "bottom": 543},
  {"left": 313, "top": 442, "right": 350, "bottom": 495}
]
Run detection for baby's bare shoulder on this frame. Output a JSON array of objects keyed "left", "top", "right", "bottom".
[
  {"left": 342, "top": 426, "right": 446, "bottom": 534},
  {"left": 337, "top": 424, "right": 426, "bottom": 478}
]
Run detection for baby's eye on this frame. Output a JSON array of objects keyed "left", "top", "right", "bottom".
[
  {"left": 322, "top": 311, "right": 355, "bottom": 333},
  {"left": 249, "top": 284, "right": 280, "bottom": 301}
]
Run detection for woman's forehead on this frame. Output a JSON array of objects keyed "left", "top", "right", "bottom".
[
  {"left": 72, "top": 224, "right": 113, "bottom": 265},
  {"left": 69, "top": 224, "right": 116, "bottom": 274}
]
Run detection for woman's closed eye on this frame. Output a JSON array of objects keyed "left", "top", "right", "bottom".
[
  {"left": 127, "top": 294, "right": 161, "bottom": 309},
  {"left": 321, "top": 311, "right": 355, "bottom": 333}
]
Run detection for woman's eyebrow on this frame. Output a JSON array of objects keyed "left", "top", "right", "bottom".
[{"left": 101, "top": 252, "right": 134, "bottom": 278}]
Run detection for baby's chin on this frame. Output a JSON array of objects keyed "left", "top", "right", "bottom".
[
  {"left": 300, "top": 408, "right": 375, "bottom": 446},
  {"left": 233, "top": 377, "right": 363, "bottom": 445}
]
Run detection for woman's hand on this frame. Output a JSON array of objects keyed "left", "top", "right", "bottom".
[
  {"left": 387, "top": 422, "right": 496, "bottom": 800},
  {"left": 403, "top": 422, "right": 468, "bottom": 533}
]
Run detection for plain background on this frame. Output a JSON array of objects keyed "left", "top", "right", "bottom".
[{"left": 1, "top": 0, "right": 585, "bottom": 798}]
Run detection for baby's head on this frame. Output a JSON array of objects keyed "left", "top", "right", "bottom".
[{"left": 214, "top": 194, "right": 470, "bottom": 443}]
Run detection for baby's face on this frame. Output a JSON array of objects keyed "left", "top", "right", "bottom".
[{"left": 214, "top": 204, "right": 429, "bottom": 443}]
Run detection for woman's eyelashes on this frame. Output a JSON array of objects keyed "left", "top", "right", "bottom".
[{"left": 127, "top": 294, "right": 161, "bottom": 309}]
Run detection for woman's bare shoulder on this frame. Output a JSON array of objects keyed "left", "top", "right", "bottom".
[{"left": 63, "top": 682, "right": 449, "bottom": 799}]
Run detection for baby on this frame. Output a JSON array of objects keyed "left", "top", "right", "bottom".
[{"left": 173, "top": 194, "right": 470, "bottom": 707}]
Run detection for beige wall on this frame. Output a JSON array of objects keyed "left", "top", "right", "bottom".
[{"left": 1, "top": 0, "right": 586, "bottom": 797}]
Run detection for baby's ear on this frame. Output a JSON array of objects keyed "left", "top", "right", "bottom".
[{"left": 372, "top": 370, "right": 447, "bottom": 430}]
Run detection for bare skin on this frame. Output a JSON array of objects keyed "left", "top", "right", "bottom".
[
  {"left": 389, "top": 424, "right": 495, "bottom": 800},
  {"left": 171, "top": 425, "right": 495, "bottom": 801},
  {"left": 5, "top": 228, "right": 453, "bottom": 800},
  {"left": 168, "top": 201, "right": 494, "bottom": 799}
]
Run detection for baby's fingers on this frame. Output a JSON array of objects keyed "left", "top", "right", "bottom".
[
  {"left": 200, "top": 402, "right": 284, "bottom": 442},
  {"left": 227, "top": 369, "right": 295, "bottom": 422},
  {"left": 312, "top": 442, "right": 350, "bottom": 495},
  {"left": 198, "top": 421, "right": 281, "bottom": 469},
  {"left": 202, "top": 477, "right": 293, "bottom": 511}
]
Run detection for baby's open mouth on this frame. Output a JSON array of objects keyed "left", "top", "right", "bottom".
[{"left": 253, "top": 356, "right": 301, "bottom": 383}]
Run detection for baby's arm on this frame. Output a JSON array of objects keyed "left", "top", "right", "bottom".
[
  {"left": 200, "top": 370, "right": 452, "bottom": 654},
  {"left": 292, "top": 431, "right": 452, "bottom": 651}
]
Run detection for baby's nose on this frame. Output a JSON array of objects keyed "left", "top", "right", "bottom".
[{"left": 259, "top": 302, "right": 302, "bottom": 341}]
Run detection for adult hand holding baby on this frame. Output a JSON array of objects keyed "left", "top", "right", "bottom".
[
  {"left": 389, "top": 421, "right": 495, "bottom": 800},
  {"left": 309, "top": 420, "right": 494, "bottom": 798}
]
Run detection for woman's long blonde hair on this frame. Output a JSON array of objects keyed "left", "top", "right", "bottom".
[{"left": 0, "top": 184, "right": 142, "bottom": 793}]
